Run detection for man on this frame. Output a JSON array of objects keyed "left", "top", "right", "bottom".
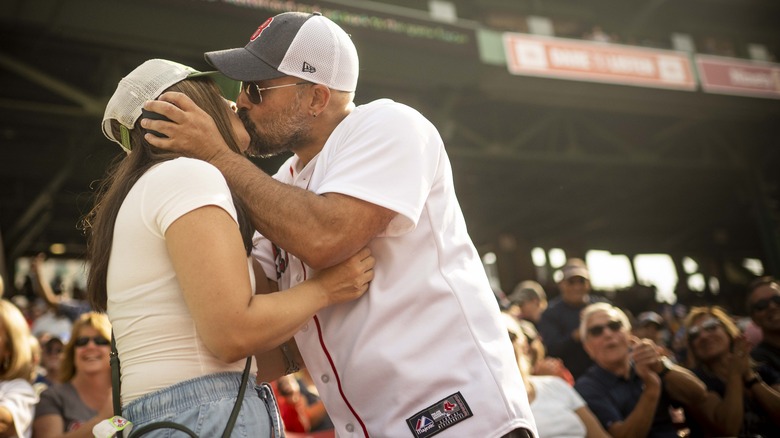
[
  {"left": 633, "top": 311, "right": 677, "bottom": 362},
  {"left": 30, "top": 253, "right": 91, "bottom": 322},
  {"left": 747, "top": 276, "right": 780, "bottom": 373},
  {"left": 537, "top": 258, "right": 608, "bottom": 379},
  {"left": 507, "top": 280, "right": 547, "bottom": 326},
  {"left": 575, "top": 303, "right": 723, "bottom": 438},
  {"left": 142, "top": 11, "right": 536, "bottom": 438}
]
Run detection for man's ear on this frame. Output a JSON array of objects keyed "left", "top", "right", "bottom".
[{"left": 309, "top": 84, "right": 331, "bottom": 115}]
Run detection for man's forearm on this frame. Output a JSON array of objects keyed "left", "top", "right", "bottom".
[
  {"left": 608, "top": 387, "right": 660, "bottom": 438},
  {"left": 661, "top": 365, "right": 707, "bottom": 405},
  {"left": 255, "top": 339, "right": 305, "bottom": 383},
  {"left": 209, "top": 151, "right": 355, "bottom": 268},
  {"left": 210, "top": 149, "right": 393, "bottom": 269}
]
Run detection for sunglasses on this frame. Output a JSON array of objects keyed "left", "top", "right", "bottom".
[
  {"left": 241, "top": 81, "right": 311, "bottom": 104},
  {"left": 73, "top": 336, "right": 110, "bottom": 347},
  {"left": 751, "top": 295, "right": 780, "bottom": 313},
  {"left": 587, "top": 320, "right": 623, "bottom": 337},
  {"left": 687, "top": 318, "right": 721, "bottom": 343}
]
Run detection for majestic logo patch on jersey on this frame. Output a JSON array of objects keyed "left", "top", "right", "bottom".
[
  {"left": 302, "top": 61, "right": 316, "bottom": 73},
  {"left": 405, "top": 392, "right": 473, "bottom": 438}
]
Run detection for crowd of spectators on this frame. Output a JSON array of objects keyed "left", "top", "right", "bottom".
[
  {"left": 2, "top": 254, "right": 780, "bottom": 437},
  {"left": 502, "top": 258, "right": 780, "bottom": 437}
]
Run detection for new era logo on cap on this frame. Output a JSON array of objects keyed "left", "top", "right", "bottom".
[{"left": 205, "top": 12, "right": 359, "bottom": 92}]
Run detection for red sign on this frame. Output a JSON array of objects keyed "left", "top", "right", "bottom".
[
  {"left": 503, "top": 33, "right": 696, "bottom": 90},
  {"left": 696, "top": 55, "right": 780, "bottom": 99}
]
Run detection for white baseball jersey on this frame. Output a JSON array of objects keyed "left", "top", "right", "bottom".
[{"left": 254, "top": 99, "right": 536, "bottom": 438}]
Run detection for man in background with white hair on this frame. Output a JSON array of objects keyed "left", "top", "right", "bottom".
[{"left": 575, "top": 303, "right": 723, "bottom": 438}]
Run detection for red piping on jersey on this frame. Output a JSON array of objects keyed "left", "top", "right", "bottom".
[
  {"left": 294, "top": 170, "right": 368, "bottom": 435},
  {"left": 313, "top": 315, "right": 369, "bottom": 436},
  {"left": 300, "top": 258, "right": 369, "bottom": 436}
]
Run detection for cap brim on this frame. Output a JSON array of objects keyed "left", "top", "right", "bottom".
[
  {"left": 205, "top": 48, "right": 286, "bottom": 83},
  {"left": 188, "top": 70, "right": 241, "bottom": 102},
  {"left": 562, "top": 269, "right": 590, "bottom": 281}
]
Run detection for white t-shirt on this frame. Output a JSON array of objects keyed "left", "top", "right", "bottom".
[
  {"left": 255, "top": 99, "right": 536, "bottom": 437},
  {"left": 0, "top": 379, "right": 37, "bottom": 438},
  {"left": 107, "top": 158, "right": 255, "bottom": 403},
  {"left": 528, "top": 376, "right": 587, "bottom": 438}
]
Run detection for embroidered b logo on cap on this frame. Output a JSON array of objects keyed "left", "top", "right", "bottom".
[{"left": 250, "top": 17, "right": 274, "bottom": 41}]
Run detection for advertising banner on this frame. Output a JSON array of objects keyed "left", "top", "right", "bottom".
[
  {"left": 503, "top": 33, "right": 696, "bottom": 90},
  {"left": 696, "top": 55, "right": 780, "bottom": 99}
]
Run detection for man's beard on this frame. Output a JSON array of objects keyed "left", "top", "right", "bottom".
[{"left": 239, "top": 105, "right": 311, "bottom": 158}]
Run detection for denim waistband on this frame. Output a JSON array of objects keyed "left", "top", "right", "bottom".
[{"left": 122, "top": 371, "right": 256, "bottom": 424}]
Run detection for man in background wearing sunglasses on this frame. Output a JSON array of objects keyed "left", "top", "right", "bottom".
[
  {"left": 141, "top": 11, "right": 537, "bottom": 438},
  {"left": 747, "top": 276, "right": 780, "bottom": 374},
  {"left": 574, "top": 303, "right": 721, "bottom": 438}
]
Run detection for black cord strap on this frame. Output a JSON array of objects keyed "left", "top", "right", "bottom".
[{"left": 111, "top": 330, "right": 252, "bottom": 437}]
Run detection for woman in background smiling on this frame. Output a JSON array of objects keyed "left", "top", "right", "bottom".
[
  {"left": 33, "top": 312, "right": 113, "bottom": 438},
  {"left": 684, "top": 306, "right": 780, "bottom": 437}
]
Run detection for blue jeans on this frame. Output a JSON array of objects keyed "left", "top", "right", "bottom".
[{"left": 122, "top": 372, "right": 283, "bottom": 438}]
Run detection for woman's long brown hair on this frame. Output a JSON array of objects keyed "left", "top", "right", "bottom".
[{"left": 83, "top": 77, "right": 253, "bottom": 311}]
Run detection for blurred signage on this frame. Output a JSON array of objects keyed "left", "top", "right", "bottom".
[
  {"left": 503, "top": 33, "right": 696, "bottom": 90},
  {"left": 220, "top": 0, "right": 477, "bottom": 56},
  {"left": 696, "top": 55, "right": 780, "bottom": 99}
]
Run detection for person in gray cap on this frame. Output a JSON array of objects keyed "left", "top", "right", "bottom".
[
  {"left": 537, "top": 258, "right": 610, "bottom": 380},
  {"left": 508, "top": 280, "right": 548, "bottom": 326},
  {"left": 142, "top": 11, "right": 537, "bottom": 438}
]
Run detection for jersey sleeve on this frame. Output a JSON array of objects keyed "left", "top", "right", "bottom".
[
  {"left": 141, "top": 158, "right": 238, "bottom": 236},
  {"left": 316, "top": 102, "right": 442, "bottom": 237}
]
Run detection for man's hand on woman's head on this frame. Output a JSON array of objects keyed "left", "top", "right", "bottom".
[{"left": 141, "top": 92, "right": 233, "bottom": 163}]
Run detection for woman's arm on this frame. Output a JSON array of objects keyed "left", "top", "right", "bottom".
[
  {"left": 0, "top": 406, "right": 17, "bottom": 438},
  {"left": 574, "top": 406, "right": 611, "bottom": 438},
  {"left": 166, "top": 205, "right": 374, "bottom": 363}
]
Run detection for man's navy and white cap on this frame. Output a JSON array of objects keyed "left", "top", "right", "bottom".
[
  {"left": 102, "top": 59, "right": 238, "bottom": 152},
  {"left": 205, "top": 12, "right": 359, "bottom": 92}
]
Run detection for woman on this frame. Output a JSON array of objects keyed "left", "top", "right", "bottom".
[
  {"left": 33, "top": 312, "right": 113, "bottom": 437},
  {"left": 0, "top": 300, "right": 38, "bottom": 438},
  {"left": 85, "top": 59, "right": 374, "bottom": 436},
  {"left": 684, "top": 306, "right": 780, "bottom": 438},
  {"left": 502, "top": 312, "right": 610, "bottom": 438},
  {"left": 517, "top": 318, "right": 576, "bottom": 386}
]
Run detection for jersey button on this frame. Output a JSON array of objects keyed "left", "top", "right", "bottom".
[
  {"left": 321, "top": 374, "right": 330, "bottom": 383},
  {"left": 296, "top": 274, "right": 303, "bottom": 282},
  {"left": 345, "top": 423, "right": 355, "bottom": 433},
  {"left": 302, "top": 324, "right": 309, "bottom": 332}
]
